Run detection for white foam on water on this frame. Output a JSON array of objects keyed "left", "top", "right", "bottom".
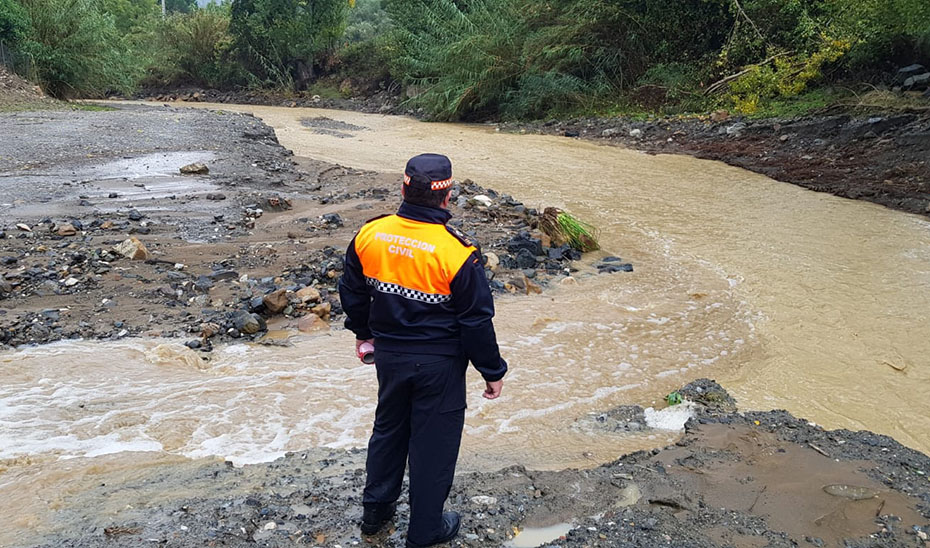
[{"left": 643, "top": 403, "right": 697, "bottom": 431}]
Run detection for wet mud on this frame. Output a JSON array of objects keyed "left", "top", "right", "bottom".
[
  {"left": 16, "top": 381, "right": 930, "bottom": 548},
  {"left": 0, "top": 105, "right": 617, "bottom": 349}
]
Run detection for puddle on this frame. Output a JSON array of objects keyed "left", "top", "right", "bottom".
[{"left": 506, "top": 523, "right": 574, "bottom": 547}]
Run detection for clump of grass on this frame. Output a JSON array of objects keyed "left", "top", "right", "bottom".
[
  {"left": 540, "top": 207, "right": 600, "bottom": 252},
  {"left": 556, "top": 211, "right": 600, "bottom": 252}
]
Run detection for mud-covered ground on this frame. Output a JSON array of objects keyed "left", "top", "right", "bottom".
[
  {"left": 23, "top": 380, "right": 930, "bottom": 548},
  {"left": 502, "top": 112, "right": 930, "bottom": 218},
  {"left": 0, "top": 104, "right": 626, "bottom": 349}
]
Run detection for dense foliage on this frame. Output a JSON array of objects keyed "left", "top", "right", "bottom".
[
  {"left": 1, "top": 0, "right": 928, "bottom": 115},
  {"left": 229, "top": 0, "right": 347, "bottom": 89}
]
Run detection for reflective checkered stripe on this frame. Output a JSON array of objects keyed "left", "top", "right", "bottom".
[
  {"left": 366, "top": 277, "right": 452, "bottom": 304},
  {"left": 404, "top": 174, "right": 454, "bottom": 191}
]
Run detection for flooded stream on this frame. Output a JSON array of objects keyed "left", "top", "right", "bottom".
[{"left": 2, "top": 103, "right": 930, "bottom": 544}]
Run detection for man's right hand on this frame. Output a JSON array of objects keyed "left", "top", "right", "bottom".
[
  {"left": 355, "top": 338, "right": 375, "bottom": 364},
  {"left": 483, "top": 380, "right": 503, "bottom": 400}
]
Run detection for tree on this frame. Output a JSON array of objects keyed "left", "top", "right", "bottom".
[
  {"left": 0, "top": 0, "right": 29, "bottom": 46},
  {"left": 99, "top": 0, "right": 159, "bottom": 33},
  {"left": 229, "top": 0, "right": 348, "bottom": 89}
]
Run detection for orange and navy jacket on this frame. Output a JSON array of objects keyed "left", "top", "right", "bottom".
[{"left": 338, "top": 201, "right": 507, "bottom": 382}]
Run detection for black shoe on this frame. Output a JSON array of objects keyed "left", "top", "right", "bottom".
[
  {"left": 405, "top": 511, "right": 461, "bottom": 548},
  {"left": 361, "top": 502, "right": 396, "bottom": 535}
]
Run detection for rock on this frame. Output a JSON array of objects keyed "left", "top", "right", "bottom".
[
  {"left": 601, "top": 128, "right": 620, "bottom": 137},
  {"left": 205, "top": 193, "right": 226, "bottom": 201},
  {"left": 470, "top": 496, "right": 497, "bottom": 505},
  {"left": 903, "top": 72, "right": 930, "bottom": 89},
  {"left": 184, "top": 339, "right": 202, "bottom": 349},
  {"left": 127, "top": 209, "right": 144, "bottom": 221},
  {"left": 194, "top": 276, "right": 214, "bottom": 292},
  {"left": 898, "top": 63, "right": 926, "bottom": 77},
  {"left": 113, "top": 237, "right": 150, "bottom": 260},
  {"left": 322, "top": 213, "right": 343, "bottom": 227},
  {"left": 200, "top": 322, "right": 221, "bottom": 338},
  {"left": 310, "top": 301, "right": 331, "bottom": 320},
  {"left": 563, "top": 130, "right": 579, "bottom": 138},
  {"left": 597, "top": 262, "right": 633, "bottom": 273},
  {"left": 678, "top": 378, "right": 738, "bottom": 413},
  {"left": 233, "top": 311, "right": 265, "bottom": 335},
  {"left": 28, "top": 323, "right": 50, "bottom": 340},
  {"left": 63, "top": 277, "right": 79, "bottom": 287},
  {"left": 100, "top": 221, "right": 114, "bottom": 230},
  {"left": 506, "top": 232, "right": 543, "bottom": 256},
  {"left": 483, "top": 252, "right": 500, "bottom": 270},
  {"left": 108, "top": 192, "right": 119, "bottom": 199},
  {"left": 263, "top": 288, "right": 289, "bottom": 314},
  {"left": 180, "top": 162, "right": 209, "bottom": 175},
  {"left": 297, "top": 314, "right": 327, "bottom": 333},
  {"left": 629, "top": 128, "right": 643, "bottom": 138},
  {"left": 56, "top": 223, "right": 77, "bottom": 236},
  {"left": 16, "top": 223, "right": 31, "bottom": 232},
  {"left": 0, "top": 280, "right": 13, "bottom": 293},
  {"left": 296, "top": 286, "right": 321, "bottom": 304},
  {"left": 726, "top": 122, "right": 747, "bottom": 135},
  {"left": 208, "top": 270, "right": 239, "bottom": 282},
  {"left": 515, "top": 249, "right": 537, "bottom": 269},
  {"left": 710, "top": 109, "right": 730, "bottom": 122},
  {"left": 471, "top": 195, "right": 492, "bottom": 207}
]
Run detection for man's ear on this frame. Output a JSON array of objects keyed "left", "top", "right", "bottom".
[
  {"left": 401, "top": 184, "right": 407, "bottom": 198},
  {"left": 441, "top": 189, "right": 452, "bottom": 209}
]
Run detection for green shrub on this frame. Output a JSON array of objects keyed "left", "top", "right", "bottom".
[
  {"left": 344, "top": 0, "right": 390, "bottom": 43},
  {"left": 333, "top": 35, "right": 394, "bottom": 92},
  {"left": 229, "top": 0, "right": 348, "bottom": 90},
  {"left": 147, "top": 6, "right": 244, "bottom": 88},
  {"left": 829, "top": 0, "right": 930, "bottom": 72},
  {"left": 99, "top": 0, "right": 159, "bottom": 34},
  {"left": 16, "top": 0, "right": 142, "bottom": 97},
  {"left": 387, "top": 0, "right": 527, "bottom": 120}
]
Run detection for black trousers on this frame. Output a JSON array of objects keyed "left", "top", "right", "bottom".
[{"left": 363, "top": 349, "right": 467, "bottom": 544}]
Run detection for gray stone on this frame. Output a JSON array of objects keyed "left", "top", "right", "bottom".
[
  {"left": 903, "top": 73, "right": 930, "bottom": 89},
  {"left": 208, "top": 270, "right": 239, "bottom": 282},
  {"left": 233, "top": 311, "right": 265, "bottom": 335},
  {"left": 726, "top": 122, "right": 747, "bottom": 135}
]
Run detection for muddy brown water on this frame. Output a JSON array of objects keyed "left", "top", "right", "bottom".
[{"left": 2, "top": 103, "right": 930, "bottom": 543}]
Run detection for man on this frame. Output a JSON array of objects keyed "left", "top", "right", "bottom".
[{"left": 339, "top": 153, "right": 508, "bottom": 548}]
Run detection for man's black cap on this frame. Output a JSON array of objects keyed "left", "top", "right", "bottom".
[{"left": 404, "top": 153, "right": 453, "bottom": 191}]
